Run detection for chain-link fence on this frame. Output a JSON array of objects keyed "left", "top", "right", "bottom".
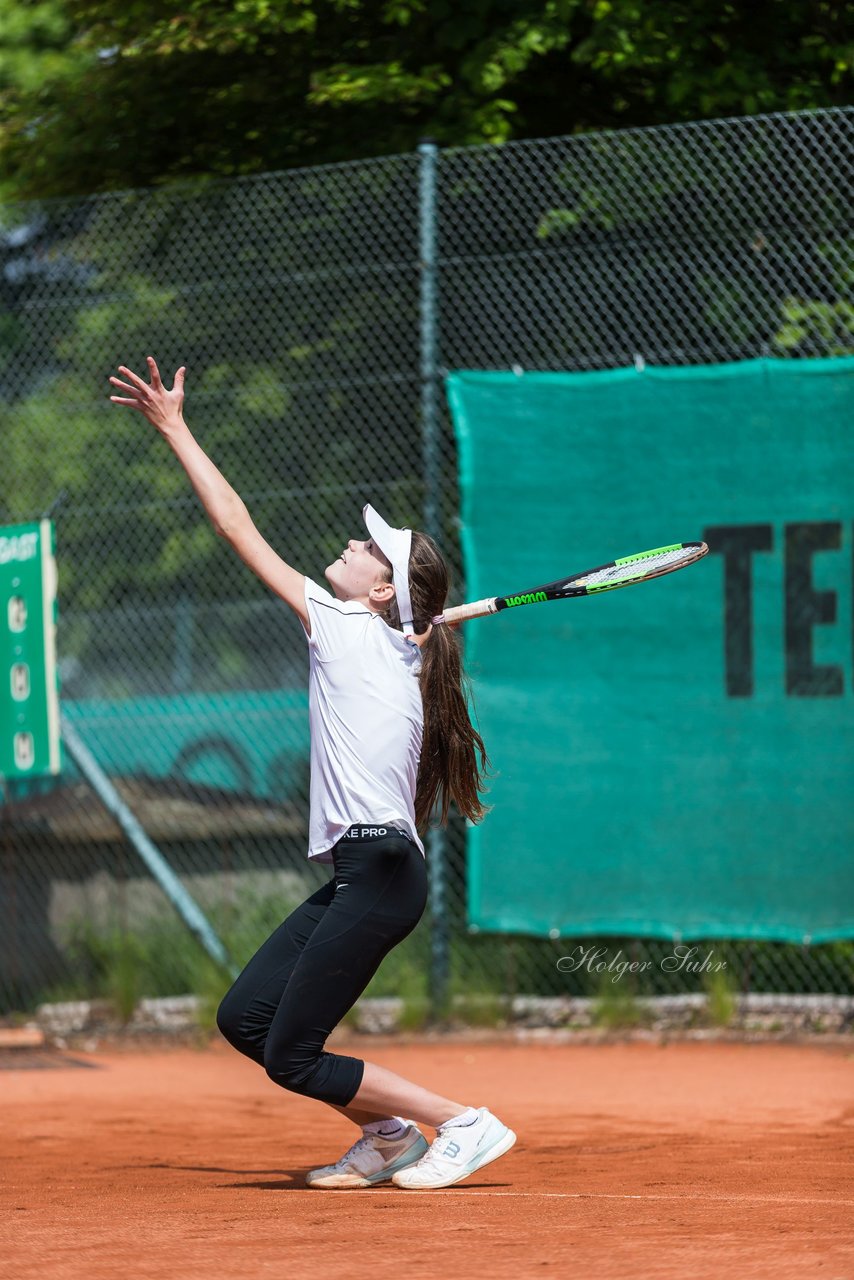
[{"left": 2, "top": 107, "right": 852, "bottom": 1020}]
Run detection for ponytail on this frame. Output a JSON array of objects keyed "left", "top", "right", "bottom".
[
  {"left": 381, "top": 530, "right": 490, "bottom": 829},
  {"left": 415, "top": 620, "right": 490, "bottom": 829}
]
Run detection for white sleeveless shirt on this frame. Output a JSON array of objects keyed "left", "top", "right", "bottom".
[{"left": 301, "top": 577, "right": 425, "bottom": 863}]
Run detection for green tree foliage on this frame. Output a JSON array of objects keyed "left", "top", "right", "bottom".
[
  {"left": 0, "top": 0, "right": 850, "bottom": 199},
  {"left": 0, "top": 165, "right": 426, "bottom": 633},
  {"left": 0, "top": 5, "right": 849, "bottom": 683}
]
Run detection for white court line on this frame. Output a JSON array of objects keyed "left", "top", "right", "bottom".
[{"left": 300, "top": 1190, "right": 854, "bottom": 1208}]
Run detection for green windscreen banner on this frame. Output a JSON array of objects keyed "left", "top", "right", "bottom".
[{"left": 447, "top": 358, "right": 854, "bottom": 943}]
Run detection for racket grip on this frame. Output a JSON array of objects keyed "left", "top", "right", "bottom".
[{"left": 441, "top": 597, "right": 498, "bottom": 624}]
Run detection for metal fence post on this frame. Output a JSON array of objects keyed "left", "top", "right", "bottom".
[
  {"left": 61, "top": 716, "right": 237, "bottom": 979},
  {"left": 418, "top": 138, "right": 449, "bottom": 1018}
]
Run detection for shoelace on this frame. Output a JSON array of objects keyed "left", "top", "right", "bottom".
[
  {"left": 418, "top": 1132, "right": 461, "bottom": 1169},
  {"left": 334, "top": 1135, "right": 373, "bottom": 1169}
]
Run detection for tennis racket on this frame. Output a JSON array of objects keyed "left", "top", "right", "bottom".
[{"left": 439, "top": 541, "right": 708, "bottom": 624}]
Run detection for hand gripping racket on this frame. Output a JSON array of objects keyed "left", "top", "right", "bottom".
[{"left": 438, "top": 541, "right": 709, "bottom": 625}]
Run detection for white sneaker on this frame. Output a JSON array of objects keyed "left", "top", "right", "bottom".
[
  {"left": 305, "top": 1123, "right": 429, "bottom": 1189},
  {"left": 391, "top": 1108, "right": 516, "bottom": 1190}
]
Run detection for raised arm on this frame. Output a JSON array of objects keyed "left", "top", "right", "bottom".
[{"left": 109, "top": 358, "right": 308, "bottom": 627}]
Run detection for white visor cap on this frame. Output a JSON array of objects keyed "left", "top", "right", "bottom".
[{"left": 363, "top": 503, "right": 414, "bottom": 635}]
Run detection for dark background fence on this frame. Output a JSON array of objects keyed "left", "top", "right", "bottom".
[{"left": 2, "top": 106, "right": 852, "bottom": 1017}]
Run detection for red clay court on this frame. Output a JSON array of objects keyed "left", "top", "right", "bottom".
[{"left": 3, "top": 1034, "right": 853, "bottom": 1279}]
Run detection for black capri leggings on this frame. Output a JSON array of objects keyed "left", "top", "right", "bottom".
[{"left": 216, "top": 829, "right": 428, "bottom": 1107}]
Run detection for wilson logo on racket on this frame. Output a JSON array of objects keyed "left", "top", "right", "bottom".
[{"left": 504, "top": 591, "right": 548, "bottom": 608}]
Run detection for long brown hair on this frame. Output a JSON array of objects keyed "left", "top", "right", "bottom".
[{"left": 380, "top": 531, "right": 490, "bottom": 830}]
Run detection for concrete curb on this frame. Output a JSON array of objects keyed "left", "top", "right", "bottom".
[{"left": 29, "top": 992, "right": 854, "bottom": 1040}]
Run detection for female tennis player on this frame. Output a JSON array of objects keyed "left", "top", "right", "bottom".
[{"left": 109, "top": 357, "right": 516, "bottom": 1190}]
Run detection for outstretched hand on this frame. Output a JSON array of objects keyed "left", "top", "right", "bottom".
[{"left": 109, "top": 357, "right": 186, "bottom": 435}]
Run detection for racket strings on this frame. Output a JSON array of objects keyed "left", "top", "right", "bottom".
[{"left": 579, "top": 545, "right": 698, "bottom": 587}]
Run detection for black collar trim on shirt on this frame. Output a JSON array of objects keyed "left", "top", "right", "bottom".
[{"left": 314, "top": 599, "right": 373, "bottom": 617}]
